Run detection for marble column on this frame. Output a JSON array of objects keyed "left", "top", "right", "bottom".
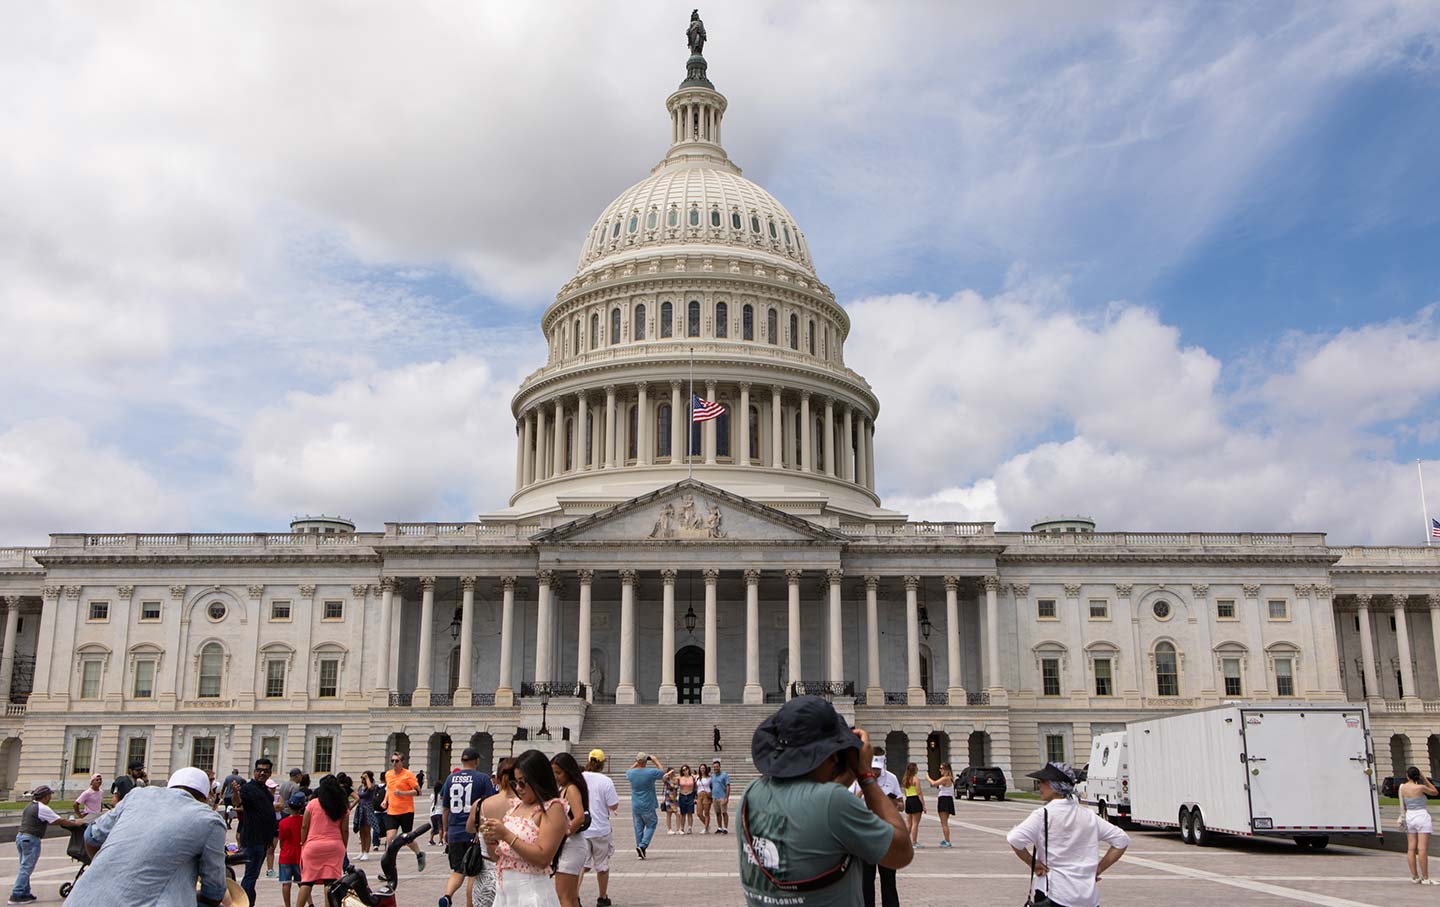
[
  {"left": 375, "top": 579, "right": 394, "bottom": 693},
  {"left": 576, "top": 570, "right": 593, "bottom": 701},
  {"left": 387, "top": 590, "right": 403, "bottom": 701},
  {"left": 496, "top": 577, "right": 517, "bottom": 706},
  {"left": 533, "top": 410, "right": 547, "bottom": 481},
  {"left": 456, "top": 577, "right": 476, "bottom": 701},
  {"left": 553, "top": 397, "right": 565, "bottom": 475},
  {"left": 984, "top": 576, "right": 1002, "bottom": 692},
  {"left": 800, "top": 391, "right": 812, "bottom": 472},
  {"left": 1429, "top": 594, "right": 1440, "bottom": 700},
  {"left": 770, "top": 386, "right": 783, "bottom": 467},
  {"left": 905, "top": 576, "right": 923, "bottom": 705},
  {"left": 671, "top": 381, "right": 685, "bottom": 463},
  {"left": 1394, "top": 595, "right": 1418, "bottom": 703},
  {"left": 0, "top": 597, "right": 20, "bottom": 703},
  {"left": 514, "top": 421, "right": 524, "bottom": 489},
  {"left": 862, "top": 577, "right": 883, "bottom": 701},
  {"left": 604, "top": 385, "right": 618, "bottom": 469},
  {"left": 534, "top": 571, "right": 554, "bottom": 685},
  {"left": 702, "top": 569, "right": 721, "bottom": 703},
  {"left": 414, "top": 577, "right": 436, "bottom": 705},
  {"left": 944, "top": 576, "right": 964, "bottom": 704},
  {"left": 826, "top": 570, "right": 844, "bottom": 684},
  {"left": 704, "top": 380, "right": 718, "bottom": 465},
  {"left": 856, "top": 418, "right": 869, "bottom": 490},
  {"left": 823, "top": 397, "right": 836, "bottom": 477},
  {"left": 738, "top": 383, "right": 751, "bottom": 466},
  {"left": 659, "top": 570, "right": 678, "bottom": 704},
  {"left": 616, "top": 570, "right": 637, "bottom": 704},
  {"left": 577, "top": 392, "right": 589, "bottom": 470},
  {"left": 522, "top": 413, "right": 535, "bottom": 485},
  {"left": 1356, "top": 594, "right": 1381, "bottom": 699},
  {"left": 841, "top": 406, "right": 854, "bottom": 482},
  {"left": 1311, "top": 585, "right": 1342, "bottom": 696},
  {"left": 744, "top": 569, "right": 762, "bottom": 703},
  {"left": 786, "top": 570, "right": 802, "bottom": 695},
  {"left": 1116, "top": 584, "right": 1141, "bottom": 699},
  {"left": 864, "top": 420, "right": 876, "bottom": 489},
  {"left": 636, "top": 383, "right": 650, "bottom": 466}
]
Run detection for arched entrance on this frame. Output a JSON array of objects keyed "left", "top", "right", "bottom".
[
  {"left": 386, "top": 732, "right": 412, "bottom": 770},
  {"left": 428, "top": 733, "right": 453, "bottom": 782},
  {"left": 884, "top": 731, "right": 909, "bottom": 778},
  {"left": 927, "top": 731, "right": 950, "bottom": 778},
  {"left": 1429, "top": 735, "right": 1440, "bottom": 781},
  {"left": 469, "top": 732, "right": 495, "bottom": 775},
  {"left": 676, "top": 646, "right": 704, "bottom": 704},
  {"left": 0, "top": 738, "right": 20, "bottom": 797},
  {"left": 968, "top": 731, "right": 992, "bottom": 768},
  {"left": 1391, "top": 734, "right": 1411, "bottom": 778}
]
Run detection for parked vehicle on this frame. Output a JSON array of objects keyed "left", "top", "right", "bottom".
[
  {"left": 1078, "top": 731, "right": 1130, "bottom": 823},
  {"left": 958, "top": 766, "right": 1007, "bottom": 800},
  {"left": 1127, "top": 704, "right": 1381, "bottom": 850}
]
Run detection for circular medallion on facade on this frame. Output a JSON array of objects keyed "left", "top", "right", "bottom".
[
  {"left": 207, "top": 601, "right": 227, "bottom": 621},
  {"left": 1152, "top": 599, "right": 1172, "bottom": 620}
]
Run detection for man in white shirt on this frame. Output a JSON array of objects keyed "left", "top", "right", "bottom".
[
  {"left": 1007, "top": 763, "right": 1130, "bottom": 907},
  {"left": 581, "top": 749, "right": 621, "bottom": 907},
  {"left": 849, "top": 747, "right": 904, "bottom": 907}
]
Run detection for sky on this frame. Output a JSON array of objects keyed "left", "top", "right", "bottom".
[{"left": 2, "top": 1, "right": 1439, "bottom": 545}]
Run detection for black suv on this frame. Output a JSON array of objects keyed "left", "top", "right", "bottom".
[{"left": 958, "top": 766, "right": 1007, "bottom": 800}]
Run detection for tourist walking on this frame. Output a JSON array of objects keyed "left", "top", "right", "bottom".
[
  {"left": 479, "top": 749, "right": 566, "bottom": 907},
  {"left": 468, "top": 757, "right": 517, "bottom": 907},
  {"left": 110, "top": 760, "right": 143, "bottom": 806},
  {"left": 580, "top": 750, "right": 620, "bottom": 907},
  {"left": 8, "top": 785, "right": 84, "bottom": 904},
  {"left": 296, "top": 775, "right": 349, "bottom": 907},
  {"left": 927, "top": 763, "right": 956, "bottom": 847},
  {"left": 1007, "top": 763, "right": 1130, "bottom": 907},
  {"left": 277, "top": 792, "right": 305, "bottom": 907},
  {"left": 551, "top": 752, "right": 592, "bottom": 907},
  {"left": 234, "top": 757, "right": 280, "bottom": 906},
  {"left": 74, "top": 774, "right": 104, "bottom": 821},
  {"left": 1401, "top": 766, "right": 1440, "bottom": 884},
  {"left": 676, "top": 764, "right": 697, "bottom": 834},
  {"left": 441, "top": 747, "right": 498, "bottom": 907},
  {"left": 901, "top": 763, "right": 924, "bottom": 846},
  {"left": 738, "top": 696, "right": 912, "bottom": 906},
  {"left": 430, "top": 777, "right": 446, "bottom": 845},
  {"left": 697, "top": 763, "right": 713, "bottom": 833},
  {"left": 625, "top": 752, "right": 665, "bottom": 859},
  {"left": 849, "top": 748, "right": 903, "bottom": 907},
  {"left": 710, "top": 760, "right": 731, "bottom": 835},
  {"left": 382, "top": 751, "right": 426, "bottom": 871},
  {"left": 713, "top": 724, "right": 722, "bottom": 752}
]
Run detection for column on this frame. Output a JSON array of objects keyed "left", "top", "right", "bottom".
[
  {"left": 496, "top": 577, "right": 517, "bottom": 706},
  {"left": 864, "top": 420, "right": 876, "bottom": 489},
  {"left": 534, "top": 571, "right": 554, "bottom": 685},
  {"left": 770, "top": 386, "right": 783, "bottom": 467},
  {"left": 1311, "top": 585, "right": 1343, "bottom": 697},
  {"left": 0, "top": 598, "right": 20, "bottom": 703},
  {"left": 387, "top": 590, "right": 403, "bottom": 701},
  {"left": 841, "top": 405, "right": 854, "bottom": 481},
  {"left": 786, "top": 570, "right": 802, "bottom": 695},
  {"left": 856, "top": 417, "right": 869, "bottom": 489},
  {"left": 456, "top": 577, "right": 475, "bottom": 701},
  {"left": 414, "top": 577, "right": 436, "bottom": 705},
  {"left": 576, "top": 571, "right": 594, "bottom": 701},
  {"left": 823, "top": 397, "right": 836, "bottom": 476},
  {"left": 702, "top": 569, "right": 721, "bottom": 703},
  {"left": 616, "top": 570, "right": 638, "bottom": 704},
  {"left": 1429, "top": 595, "right": 1440, "bottom": 701},
  {"left": 744, "top": 569, "right": 763, "bottom": 703},
  {"left": 514, "top": 421, "right": 524, "bottom": 489},
  {"left": 636, "top": 383, "right": 650, "bottom": 466},
  {"left": 800, "top": 391, "right": 812, "bottom": 472},
  {"left": 1116, "top": 584, "right": 1141, "bottom": 700},
  {"left": 984, "top": 576, "right": 1002, "bottom": 692},
  {"left": 522, "top": 412, "right": 535, "bottom": 485},
  {"left": 738, "top": 383, "right": 751, "bottom": 466},
  {"left": 671, "top": 380, "right": 684, "bottom": 463},
  {"left": 864, "top": 577, "right": 883, "bottom": 701},
  {"left": 659, "top": 570, "right": 678, "bottom": 704},
  {"left": 1395, "top": 595, "right": 1419, "bottom": 703},
  {"left": 1356, "top": 594, "right": 1381, "bottom": 700},
  {"left": 944, "top": 576, "right": 964, "bottom": 704},
  {"left": 577, "top": 392, "right": 589, "bottom": 470},
  {"left": 604, "top": 385, "right": 618, "bottom": 469},
  {"left": 905, "top": 576, "right": 924, "bottom": 705},
  {"left": 826, "top": 570, "right": 844, "bottom": 684},
  {"left": 704, "top": 380, "right": 718, "bottom": 465},
  {"left": 571, "top": 398, "right": 582, "bottom": 472},
  {"left": 553, "top": 397, "right": 565, "bottom": 475},
  {"left": 532, "top": 410, "right": 547, "bottom": 481}
]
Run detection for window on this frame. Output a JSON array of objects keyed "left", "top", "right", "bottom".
[
  {"left": 1274, "top": 658, "right": 1294, "bottom": 697},
  {"left": 743, "top": 304, "right": 754, "bottom": 340},
  {"left": 1397, "top": 670, "right": 1405, "bottom": 698},
  {"left": 767, "top": 308, "right": 778, "bottom": 344},
  {"left": 689, "top": 206, "right": 700, "bottom": 227},
  {"left": 807, "top": 319, "right": 815, "bottom": 355},
  {"left": 73, "top": 737, "right": 94, "bottom": 774},
  {"left": 1154, "top": 643, "right": 1179, "bottom": 696},
  {"left": 323, "top": 600, "right": 343, "bottom": 621},
  {"left": 814, "top": 417, "right": 824, "bottom": 471},
  {"left": 140, "top": 601, "right": 162, "bottom": 621},
  {"left": 751, "top": 214, "right": 761, "bottom": 233},
  {"left": 125, "top": 737, "right": 147, "bottom": 768},
  {"left": 206, "top": 601, "right": 226, "bottom": 621},
  {"left": 590, "top": 313, "right": 599, "bottom": 348},
  {"left": 314, "top": 736, "right": 335, "bottom": 773},
  {"left": 198, "top": 643, "right": 223, "bottom": 698},
  {"left": 789, "top": 313, "right": 798, "bottom": 350},
  {"left": 264, "top": 659, "right": 286, "bottom": 698},
  {"left": 260, "top": 736, "right": 281, "bottom": 763},
  {"left": 80, "top": 660, "right": 102, "bottom": 699},
  {"left": 1152, "top": 600, "right": 1172, "bottom": 620},
  {"left": 270, "top": 600, "right": 292, "bottom": 621},
  {"left": 793, "top": 411, "right": 802, "bottom": 465},
  {"left": 610, "top": 218, "right": 620, "bottom": 238},
  {"left": 783, "top": 224, "right": 792, "bottom": 246},
  {"left": 573, "top": 318, "right": 581, "bottom": 352},
  {"left": 731, "top": 211, "right": 742, "bottom": 230},
  {"left": 1222, "top": 657, "right": 1242, "bottom": 696},
  {"left": 191, "top": 736, "right": 216, "bottom": 773},
  {"left": 710, "top": 208, "right": 721, "bottom": 227},
  {"left": 627, "top": 213, "right": 637, "bottom": 234},
  {"left": 1037, "top": 599, "right": 1057, "bottom": 619},
  {"left": 634, "top": 303, "right": 646, "bottom": 340},
  {"left": 687, "top": 301, "right": 701, "bottom": 337},
  {"left": 668, "top": 206, "right": 679, "bottom": 228},
  {"left": 715, "top": 302, "right": 728, "bottom": 337},
  {"left": 1267, "top": 599, "right": 1289, "bottom": 620},
  {"left": 609, "top": 308, "right": 621, "bottom": 344},
  {"left": 749, "top": 406, "right": 761, "bottom": 461},
  {"left": 627, "top": 405, "right": 638, "bottom": 460},
  {"left": 647, "top": 210, "right": 657, "bottom": 230},
  {"left": 318, "top": 659, "right": 340, "bottom": 698},
  {"left": 1045, "top": 734, "right": 1066, "bottom": 764},
  {"left": 717, "top": 407, "right": 731, "bottom": 458},
  {"left": 88, "top": 601, "right": 109, "bottom": 622},
  {"left": 564, "top": 418, "right": 573, "bottom": 470},
  {"left": 133, "top": 659, "right": 156, "bottom": 699},
  {"left": 1088, "top": 599, "right": 1109, "bottom": 620},
  {"left": 657, "top": 403, "right": 672, "bottom": 458},
  {"left": 1041, "top": 658, "right": 1062, "bottom": 696},
  {"left": 660, "top": 302, "right": 673, "bottom": 337},
  {"left": 1216, "top": 599, "right": 1236, "bottom": 620},
  {"left": 768, "top": 218, "right": 778, "bottom": 239},
  {"left": 1093, "top": 658, "right": 1113, "bottom": 696}
]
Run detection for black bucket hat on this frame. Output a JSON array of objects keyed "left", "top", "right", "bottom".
[{"left": 752, "top": 696, "right": 860, "bottom": 779}]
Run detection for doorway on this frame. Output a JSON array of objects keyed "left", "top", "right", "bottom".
[{"left": 676, "top": 645, "right": 704, "bottom": 704}]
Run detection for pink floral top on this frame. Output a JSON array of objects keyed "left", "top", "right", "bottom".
[{"left": 495, "top": 798, "right": 563, "bottom": 876}]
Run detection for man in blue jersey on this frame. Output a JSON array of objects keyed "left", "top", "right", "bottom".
[{"left": 439, "top": 748, "right": 497, "bottom": 907}]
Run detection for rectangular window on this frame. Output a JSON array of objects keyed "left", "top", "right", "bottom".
[
  {"left": 261, "top": 736, "right": 281, "bottom": 763},
  {"left": 270, "top": 600, "right": 292, "bottom": 621},
  {"left": 1088, "top": 599, "right": 1109, "bottom": 620},
  {"left": 1267, "top": 599, "right": 1289, "bottom": 620},
  {"left": 1041, "top": 658, "right": 1062, "bottom": 696},
  {"left": 140, "top": 601, "right": 162, "bottom": 621},
  {"left": 73, "top": 737, "right": 94, "bottom": 774},
  {"left": 1037, "top": 599, "right": 1057, "bottom": 619},
  {"left": 1222, "top": 657, "right": 1242, "bottom": 697},
  {"left": 1390, "top": 615, "right": 1397, "bottom": 631},
  {"left": 1396, "top": 670, "right": 1405, "bottom": 699},
  {"left": 87, "top": 601, "right": 109, "bottom": 622},
  {"left": 264, "top": 660, "right": 286, "bottom": 699},
  {"left": 322, "top": 600, "right": 343, "bottom": 621},
  {"left": 126, "top": 737, "right": 147, "bottom": 767},
  {"left": 80, "top": 661, "right": 102, "bottom": 699},
  {"left": 1045, "top": 734, "right": 1066, "bottom": 764},
  {"left": 1216, "top": 599, "right": 1236, "bottom": 620},
  {"left": 1274, "top": 658, "right": 1295, "bottom": 697},
  {"left": 314, "top": 736, "right": 334, "bottom": 773},
  {"left": 1093, "top": 658, "right": 1113, "bottom": 697},
  {"left": 191, "top": 736, "right": 216, "bottom": 774},
  {"left": 132, "top": 659, "right": 156, "bottom": 699},
  {"left": 318, "top": 659, "right": 340, "bottom": 698}
]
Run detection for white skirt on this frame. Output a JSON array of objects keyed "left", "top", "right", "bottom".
[
  {"left": 493, "top": 869, "right": 560, "bottom": 907},
  {"left": 1407, "top": 808, "right": 1433, "bottom": 834}
]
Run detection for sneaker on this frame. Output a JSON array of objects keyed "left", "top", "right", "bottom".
[
  {"left": 358, "top": 852, "right": 369, "bottom": 861},
  {"left": 439, "top": 897, "right": 452, "bottom": 907},
  {"left": 639, "top": 845, "right": 648, "bottom": 860},
  {"left": 597, "top": 899, "right": 613, "bottom": 907},
  {"left": 266, "top": 870, "right": 275, "bottom": 878},
  {"left": 939, "top": 840, "right": 953, "bottom": 848},
  {"left": 1425, "top": 879, "right": 1440, "bottom": 885},
  {"left": 9, "top": 896, "right": 39, "bottom": 905},
  {"left": 417, "top": 851, "right": 427, "bottom": 871}
]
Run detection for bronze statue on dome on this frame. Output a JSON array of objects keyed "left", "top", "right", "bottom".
[{"left": 687, "top": 10, "right": 706, "bottom": 56}]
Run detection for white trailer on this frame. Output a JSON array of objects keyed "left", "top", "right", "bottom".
[
  {"left": 1127, "top": 703, "right": 1380, "bottom": 849},
  {"left": 1079, "top": 731, "right": 1131, "bottom": 822}
]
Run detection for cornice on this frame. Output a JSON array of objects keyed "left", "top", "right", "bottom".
[
  {"left": 36, "top": 552, "right": 383, "bottom": 567},
  {"left": 998, "top": 552, "right": 1340, "bottom": 566},
  {"left": 548, "top": 271, "right": 843, "bottom": 332}
]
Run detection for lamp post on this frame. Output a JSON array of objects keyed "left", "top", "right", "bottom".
[
  {"left": 538, "top": 693, "right": 552, "bottom": 739},
  {"left": 683, "top": 604, "right": 698, "bottom": 635}
]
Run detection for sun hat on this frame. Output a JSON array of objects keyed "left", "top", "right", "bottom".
[
  {"left": 751, "top": 695, "right": 860, "bottom": 780},
  {"left": 1025, "top": 762, "right": 1077, "bottom": 786}
]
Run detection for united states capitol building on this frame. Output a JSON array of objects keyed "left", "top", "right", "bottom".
[{"left": 2, "top": 25, "right": 1438, "bottom": 795}]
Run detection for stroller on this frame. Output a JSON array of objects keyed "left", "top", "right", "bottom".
[
  {"left": 325, "top": 823, "right": 429, "bottom": 906},
  {"left": 58, "top": 825, "right": 90, "bottom": 898}
]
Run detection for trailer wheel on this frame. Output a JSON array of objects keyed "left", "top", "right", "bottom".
[
  {"left": 1191, "top": 809, "right": 1211, "bottom": 847},
  {"left": 1179, "top": 807, "right": 1194, "bottom": 845},
  {"left": 1295, "top": 835, "right": 1329, "bottom": 851}
]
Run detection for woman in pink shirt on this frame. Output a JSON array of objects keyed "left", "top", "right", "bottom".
[{"left": 296, "top": 775, "right": 349, "bottom": 907}]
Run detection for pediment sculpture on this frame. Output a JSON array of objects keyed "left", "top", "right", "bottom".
[{"left": 650, "top": 494, "right": 726, "bottom": 539}]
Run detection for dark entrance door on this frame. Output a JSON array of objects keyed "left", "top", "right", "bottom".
[{"left": 676, "top": 646, "right": 704, "bottom": 704}]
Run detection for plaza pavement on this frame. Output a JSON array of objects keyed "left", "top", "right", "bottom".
[{"left": 0, "top": 797, "right": 1425, "bottom": 906}]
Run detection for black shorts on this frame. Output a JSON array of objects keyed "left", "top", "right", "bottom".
[
  {"left": 447, "top": 840, "right": 479, "bottom": 876},
  {"left": 385, "top": 812, "right": 414, "bottom": 833},
  {"left": 937, "top": 795, "right": 955, "bottom": 815},
  {"left": 905, "top": 795, "right": 923, "bottom": 815}
]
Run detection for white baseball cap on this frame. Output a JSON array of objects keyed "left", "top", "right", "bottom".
[{"left": 169, "top": 766, "right": 211, "bottom": 799}]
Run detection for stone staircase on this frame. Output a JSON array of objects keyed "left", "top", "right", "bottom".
[{"left": 577, "top": 703, "right": 774, "bottom": 798}]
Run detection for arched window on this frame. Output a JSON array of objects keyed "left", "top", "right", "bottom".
[
  {"left": 717, "top": 406, "right": 731, "bottom": 458},
  {"left": 573, "top": 318, "right": 581, "bottom": 353},
  {"left": 688, "top": 206, "right": 700, "bottom": 227},
  {"left": 751, "top": 214, "right": 762, "bottom": 234},
  {"left": 715, "top": 302, "right": 728, "bottom": 338},
  {"left": 789, "top": 313, "right": 799, "bottom": 350},
  {"left": 646, "top": 209, "right": 657, "bottom": 230},
  {"left": 814, "top": 416, "right": 825, "bottom": 471},
  {"left": 634, "top": 303, "right": 647, "bottom": 340},
  {"left": 611, "top": 219, "right": 621, "bottom": 238},
  {"left": 667, "top": 206, "right": 679, "bottom": 228},
  {"left": 657, "top": 403, "right": 672, "bottom": 458},
  {"left": 590, "top": 314, "right": 599, "bottom": 349},
  {"left": 749, "top": 405, "right": 761, "bottom": 461},
  {"left": 767, "top": 308, "right": 778, "bottom": 345},
  {"left": 687, "top": 301, "right": 701, "bottom": 337},
  {"left": 610, "top": 308, "right": 621, "bottom": 345},
  {"left": 198, "top": 643, "right": 223, "bottom": 698},
  {"left": 731, "top": 210, "right": 742, "bottom": 230},
  {"left": 808, "top": 319, "right": 815, "bottom": 355},
  {"left": 743, "top": 304, "right": 754, "bottom": 340},
  {"left": 768, "top": 218, "right": 778, "bottom": 240},
  {"left": 627, "top": 213, "right": 638, "bottom": 234},
  {"left": 660, "top": 302, "right": 673, "bottom": 338},
  {"left": 627, "top": 405, "right": 638, "bottom": 460},
  {"left": 1154, "top": 642, "right": 1180, "bottom": 697}
]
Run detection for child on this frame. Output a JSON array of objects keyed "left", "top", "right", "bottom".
[
  {"left": 427, "top": 778, "right": 445, "bottom": 845},
  {"left": 277, "top": 792, "right": 305, "bottom": 907}
]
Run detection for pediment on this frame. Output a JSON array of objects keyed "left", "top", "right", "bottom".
[{"left": 531, "top": 480, "right": 847, "bottom": 545}]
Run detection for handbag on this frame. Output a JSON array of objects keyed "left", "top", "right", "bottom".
[
  {"left": 1023, "top": 808, "right": 1052, "bottom": 907},
  {"left": 462, "top": 838, "right": 486, "bottom": 876}
]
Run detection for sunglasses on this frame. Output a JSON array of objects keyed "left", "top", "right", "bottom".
[
  {"left": 391, "top": 758, "right": 402, "bottom": 763},
  {"left": 512, "top": 778, "right": 530, "bottom": 792}
]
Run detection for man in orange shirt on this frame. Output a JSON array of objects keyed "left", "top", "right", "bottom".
[{"left": 381, "top": 751, "right": 425, "bottom": 871}]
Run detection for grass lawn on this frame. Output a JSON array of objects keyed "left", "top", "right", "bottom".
[{"left": 0, "top": 800, "right": 77, "bottom": 812}]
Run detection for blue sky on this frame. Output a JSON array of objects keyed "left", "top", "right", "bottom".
[{"left": 2, "top": 2, "right": 1439, "bottom": 544}]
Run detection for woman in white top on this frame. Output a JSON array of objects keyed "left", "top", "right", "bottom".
[
  {"left": 1007, "top": 763, "right": 1130, "bottom": 907},
  {"left": 926, "top": 763, "right": 956, "bottom": 848},
  {"left": 1400, "top": 766, "right": 1440, "bottom": 884},
  {"left": 696, "top": 764, "right": 713, "bottom": 834}
]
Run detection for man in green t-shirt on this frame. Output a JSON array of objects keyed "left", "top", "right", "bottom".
[{"left": 737, "top": 696, "right": 913, "bottom": 906}]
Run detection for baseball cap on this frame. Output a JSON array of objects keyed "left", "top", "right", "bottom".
[
  {"left": 635, "top": 752, "right": 649, "bottom": 763},
  {"left": 169, "top": 766, "right": 212, "bottom": 799},
  {"left": 588, "top": 749, "right": 606, "bottom": 763},
  {"left": 288, "top": 792, "right": 307, "bottom": 811},
  {"left": 461, "top": 747, "right": 480, "bottom": 762}
]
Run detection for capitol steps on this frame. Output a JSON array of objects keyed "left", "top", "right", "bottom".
[{"left": 576, "top": 703, "right": 774, "bottom": 798}]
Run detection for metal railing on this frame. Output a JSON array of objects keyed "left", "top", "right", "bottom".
[
  {"left": 429, "top": 692, "right": 453, "bottom": 707},
  {"left": 472, "top": 692, "right": 497, "bottom": 706},
  {"left": 884, "top": 692, "right": 908, "bottom": 706},
  {"left": 389, "top": 692, "right": 414, "bottom": 707},
  {"left": 789, "top": 681, "right": 855, "bottom": 699},
  {"left": 520, "top": 682, "right": 588, "bottom": 699},
  {"left": 926, "top": 691, "right": 950, "bottom": 706}
]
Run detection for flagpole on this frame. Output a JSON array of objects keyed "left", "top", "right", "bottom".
[
  {"left": 1420, "top": 459, "right": 1431, "bottom": 546},
  {"left": 687, "top": 348, "right": 695, "bottom": 480}
]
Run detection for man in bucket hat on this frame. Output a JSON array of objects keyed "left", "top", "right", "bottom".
[
  {"left": 1007, "top": 762, "right": 1129, "bottom": 907},
  {"left": 737, "top": 696, "right": 912, "bottom": 906}
]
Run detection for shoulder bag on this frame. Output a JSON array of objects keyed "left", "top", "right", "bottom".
[{"left": 1024, "top": 808, "right": 1055, "bottom": 906}]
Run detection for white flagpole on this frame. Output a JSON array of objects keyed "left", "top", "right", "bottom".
[
  {"left": 687, "top": 348, "right": 695, "bottom": 480},
  {"left": 1420, "top": 459, "right": 1431, "bottom": 546}
]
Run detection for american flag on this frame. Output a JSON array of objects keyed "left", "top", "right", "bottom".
[
  {"left": 1431, "top": 518, "right": 1440, "bottom": 540},
  {"left": 691, "top": 394, "right": 725, "bottom": 423}
]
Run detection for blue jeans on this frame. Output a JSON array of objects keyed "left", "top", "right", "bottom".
[
  {"left": 240, "top": 842, "right": 268, "bottom": 906},
  {"left": 632, "top": 808, "right": 658, "bottom": 849},
  {"left": 11, "top": 833, "right": 40, "bottom": 898}
]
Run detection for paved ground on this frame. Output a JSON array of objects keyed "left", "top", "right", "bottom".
[{"left": 0, "top": 797, "right": 1429, "bottom": 906}]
